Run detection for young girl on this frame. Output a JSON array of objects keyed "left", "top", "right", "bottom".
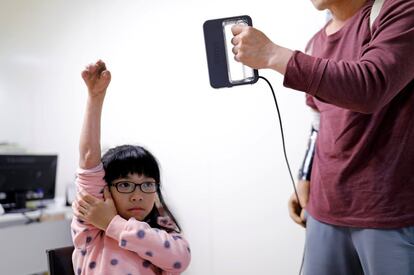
[{"left": 71, "top": 60, "right": 191, "bottom": 275}]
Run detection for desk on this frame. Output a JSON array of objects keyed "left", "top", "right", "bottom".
[{"left": 0, "top": 198, "right": 73, "bottom": 275}]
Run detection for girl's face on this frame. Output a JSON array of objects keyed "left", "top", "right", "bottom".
[{"left": 109, "top": 173, "right": 157, "bottom": 221}]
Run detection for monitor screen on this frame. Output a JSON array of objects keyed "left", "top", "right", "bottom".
[{"left": 0, "top": 154, "right": 57, "bottom": 211}]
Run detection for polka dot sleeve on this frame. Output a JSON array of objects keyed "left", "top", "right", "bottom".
[
  {"left": 106, "top": 215, "right": 191, "bottom": 273},
  {"left": 76, "top": 163, "right": 106, "bottom": 198},
  {"left": 71, "top": 164, "right": 106, "bottom": 249}
]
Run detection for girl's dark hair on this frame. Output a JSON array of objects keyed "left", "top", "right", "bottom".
[{"left": 101, "top": 145, "right": 181, "bottom": 233}]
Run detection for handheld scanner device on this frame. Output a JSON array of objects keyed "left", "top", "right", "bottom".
[{"left": 203, "top": 15, "right": 259, "bottom": 89}]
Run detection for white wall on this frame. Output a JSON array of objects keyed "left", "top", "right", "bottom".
[{"left": 0, "top": 0, "right": 325, "bottom": 274}]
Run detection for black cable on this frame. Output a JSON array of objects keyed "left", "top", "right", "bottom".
[
  {"left": 258, "top": 75, "right": 304, "bottom": 275},
  {"left": 258, "top": 76, "right": 301, "bottom": 206}
]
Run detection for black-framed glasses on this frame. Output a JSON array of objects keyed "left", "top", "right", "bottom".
[{"left": 110, "top": 181, "right": 159, "bottom": 194}]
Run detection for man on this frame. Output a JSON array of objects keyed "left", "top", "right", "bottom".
[{"left": 231, "top": 0, "right": 414, "bottom": 274}]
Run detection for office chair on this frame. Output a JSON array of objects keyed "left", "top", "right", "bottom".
[{"left": 46, "top": 245, "right": 75, "bottom": 275}]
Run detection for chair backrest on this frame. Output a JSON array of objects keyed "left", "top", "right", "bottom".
[{"left": 46, "top": 245, "right": 75, "bottom": 275}]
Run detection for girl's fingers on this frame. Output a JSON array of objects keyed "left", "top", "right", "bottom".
[
  {"left": 73, "top": 199, "right": 89, "bottom": 217},
  {"left": 96, "top": 64, "right": 107, "bottom": 76},
  {"left": 81, "top": 194, "right": 98, "bottom": 204},
  {"left": 101, "top": 70, "right": 111, "bottom": 80},
  {"left": 83, "top": 60, "right": 108, "bottom": 82},
  {"left": 77, "top": 199, "right": 89, "bottom": 212},
  {"left": 89, "top": 63, "right": 97, "bottom": 74},
  {"left": 72, "top": 201, "right": 85, "bottom": 217},
  {"left": 81, "top": 70, "right": 90, "bottom": 80},
  {"left": 97, "top": 59, "right": 105, "bottom": 67},
  {"left": 73, "top": 207, "right": 83, "bottom": 218},
  {"left": 71, "top": 200, "right": 77, "bottom": 213},
  {"left": 85, "top": 63, "right": 94, "bottom": 73}
]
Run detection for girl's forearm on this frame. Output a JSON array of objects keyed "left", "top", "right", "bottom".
[{"left": 79, "top": 95, "right": 105, "bottom": 169}]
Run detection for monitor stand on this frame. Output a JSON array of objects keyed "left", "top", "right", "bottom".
[
  {"left": 5, "top": 207, "right": 38, "bottom": 214},
  {"left": 2, "top": 192, "right": 47, "bottom": 214}
]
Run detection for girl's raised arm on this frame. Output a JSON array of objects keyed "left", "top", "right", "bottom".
[
  {"left": 72, "top": 60, "right": 113, "bottom": 248},
  {"left": 79, "top": 60, "right": 111, "bottom": 169}
]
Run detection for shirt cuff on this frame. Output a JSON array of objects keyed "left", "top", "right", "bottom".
[
  {"left": 283, "top": 51, "right": 328, "bottom": 96},
  {"left": 106, "top": 215, "right": 128, "bottom": 242},
  {"left": 77, "top": 163, "right": 104, "bottom": 174}
]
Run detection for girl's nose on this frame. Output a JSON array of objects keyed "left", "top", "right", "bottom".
[{"left": 130, "top": 190, "right": 144, "bottom": 202}]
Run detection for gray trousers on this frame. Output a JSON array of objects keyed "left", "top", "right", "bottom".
[{"left": 304, "top": 214, "right": 414, "bottom": 275}]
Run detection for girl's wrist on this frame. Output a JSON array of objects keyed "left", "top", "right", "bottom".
[
  {"left": 87, "top": 94, "right": 105, "bottom": 105},
  {"left": 102, "top": 214, "right": 117, "bottom": 231},
  {"left": 87, "top": 90, "right": 106, "bottom": 101}
]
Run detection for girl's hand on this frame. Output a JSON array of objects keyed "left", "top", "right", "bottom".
[
  {"left": 81, "top": 60, "right": 111, "bottom": 98},
  {"left": 73, "top": 187, "right": 118, "bottom": 231}
]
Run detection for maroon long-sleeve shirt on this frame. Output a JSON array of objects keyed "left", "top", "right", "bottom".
[{"left": 284, "top": 0, "right": 414, "bottom": 228}]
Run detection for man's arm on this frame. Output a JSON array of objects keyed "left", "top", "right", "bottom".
[
  {"left": 288, "top": 110, "right": 318, "bottom": 228},
  {"left": 230, "top": 25, "right": 293, "bottom": 75},
  {"left": 231, "top": 0, "right": 414, "bottom": 114}
]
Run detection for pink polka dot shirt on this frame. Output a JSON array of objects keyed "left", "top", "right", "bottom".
[{"left": 71, "top": 164, "right": 191, "bottom": 275}]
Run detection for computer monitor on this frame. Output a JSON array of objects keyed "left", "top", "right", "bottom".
[{"left": 0, "top": 154, "right": 58, "bottom": 212}]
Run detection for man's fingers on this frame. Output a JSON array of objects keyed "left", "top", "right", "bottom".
[
  {"left": 300, "top": 209, "right": 307, "bottom": 226},
  {"left": 231, "top": 24, "right": 245, "bottom": 36},
  {"left": 231, "top": 36, "right": 240, "bottom": 45},
  {"left": 234, "top": 54, "right": 240, "bottom": 62},
  {"left": 292, "top": 214, "right": 305, "bottom": 228},
  {"left": 288, "top": 202, "right": 300, "bottom": 222},
  {"left": 232, "top": 45, "right": 239, "bottom": 55},
  {"left": 289, "top": 209, "right": 303, "bottom": 226},
  {"left": 288, "top": 198, "right": 306, "bottom": 227}
]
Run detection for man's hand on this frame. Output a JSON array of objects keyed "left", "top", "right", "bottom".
[
  {"left": 81, "top": 60, "right": 111, "bottom": 98},
  {"left": 231, "top": 24, "right": 293, "bottom": 74},
  {"left": 72, "top": 187, "right": 118, "bottom": 231},
  {"left": 288, "top": 180, "right": 310, "bottom": 228}
]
